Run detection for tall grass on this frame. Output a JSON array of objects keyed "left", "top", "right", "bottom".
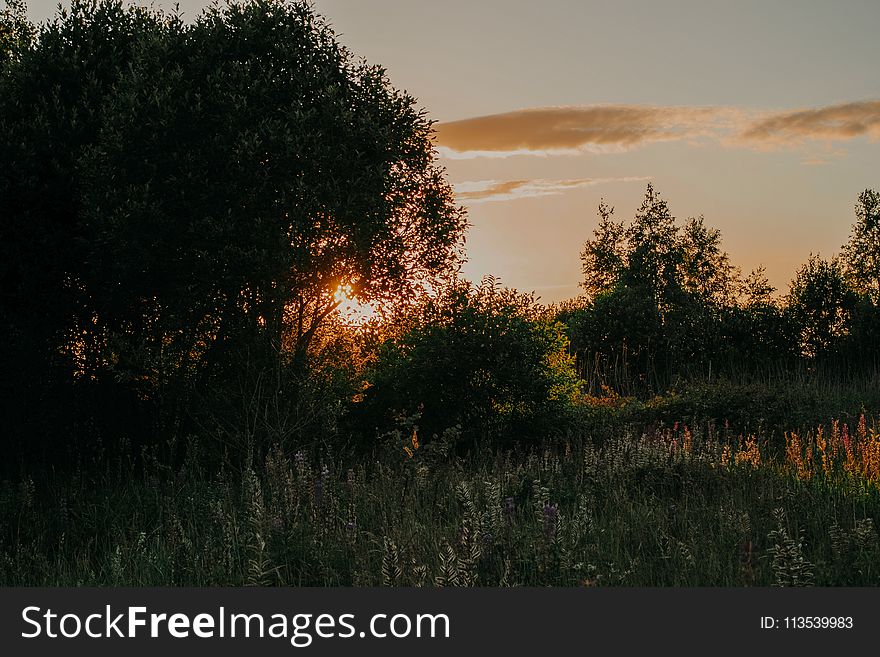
[{"left": 3, "top": 416, "right": 880, "bottom": 586}]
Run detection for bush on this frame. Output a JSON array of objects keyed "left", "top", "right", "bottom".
[{"left": 357, "top": 278, "right": 581, "bottom": 445}]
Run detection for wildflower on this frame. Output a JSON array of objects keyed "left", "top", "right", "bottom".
[
  {"left": 294, "top": 451, "right": 307, "bottom": 478},
  {"left": 542, "top": 502, "right": 559, "bottom": 542},
  {"left": 785, "top": 432, "right": 807, "bottom": 479},
  {"left": 817, "top": 426, "right": 833, "bottom": 477},
  {"left": 830, "top": 420, "right": 841, "bottom": 459},
  {"left": 842, "top": 423, "right": 856, "bottom": 476},
  {"left": 314, "top": 465, "right": 329, "bottom": 506},
  {"left": 735, "top": 435, "right": 761, "bottom": 468},
  {"left": 503, "top": 496, "right": 516, "bottom": 523}
]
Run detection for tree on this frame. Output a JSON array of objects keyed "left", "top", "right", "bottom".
[
  {"left": 580, "top": 200, "right": 625, "bottom": 300},
  {"left": 0, "top": 0, "right": 32, "bottom": 65},
  {"left": 680, "top": 216, "right": 741, "bottom": 307},
  {"left": 842, "top": 188, "right": 880, "bottom": 301},
  {"left": 787, "top": 255, "right": 856, "bottom": 359},
  {"left": 617, "top": 184, "right": 681, "bottom": 309},
  {"left": 79, "top": 0, "right": 466, "bottom": 373},
  {"left": 0, "top": 0, "right": 466, "bottom": 452},
  {"left": 0, "top": 0, "right": 174, "bottom": 456},
  {"left": 743, "top": 266, "right": 776, "bottom": 307},
  {"left": 574, "top": 185, "right": 745, "bottom": 388}
]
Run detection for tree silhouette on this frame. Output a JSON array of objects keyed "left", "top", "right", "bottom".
[
  {"left": 842, "top": 189, "right": 880, "bottom": 302},
  {"left": 787, "top": 255, "right": 855, "bottom": 359},
  {"left": 0, "top": 0, "right": 466, "bottom": 454},
  {"left": 580, "top": 200, "right": 625, "bottom": 300}
]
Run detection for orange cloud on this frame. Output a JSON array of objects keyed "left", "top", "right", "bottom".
[
  {"left": 739, "top": 100, "right": 880, "bottom": 145},
  {"left": 435, "top": 105, "right": 733, "bottom": 158},
  {"left": 435, "top": 101, "right": 880, "bottom": 159},
  {"left": 454, "top": 177, "right": 651, "bottom": 204}
]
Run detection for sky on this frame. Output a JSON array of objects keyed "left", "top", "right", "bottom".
[{"left": 26, "top": 0, "right": 880, "bottom": 302}]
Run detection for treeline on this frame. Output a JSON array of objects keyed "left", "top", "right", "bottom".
[{"left": 561, "top": 185, "right": 880, "bottom": 395}]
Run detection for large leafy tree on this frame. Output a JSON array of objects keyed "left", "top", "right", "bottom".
[
  {"left": 1, "top": 0, "right": 465, "bottom": 385},
  {"left": 0, "top": 1, "right": 171, "bottom": 456},
  {"left": 81, "top": 0, "right": 466, "bottom": 372},
  {"left": 0, "top": 0, "right": 466, "bottom": 453}
]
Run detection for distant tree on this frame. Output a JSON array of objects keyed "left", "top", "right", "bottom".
[
  {"left": 622, "top": 184, "right": 682, "bottom": 307},
  {"left": 580, "top": 185, "right": 743, "bottom": 309},
  {"left": 580, "top": 200, "right": 625, "bottom": 300},
  {"left": 842, "top": 188, "right": 880, "bottom": 301},
  {"left": 566, "top": 285, "right": 663, "bottom": 393},
  {"left": 573, "top": 184, "right": 747, "bottom": 388},
  {"left": 743, "top": 266, "right": 776, "bottom": 307},
  {"left": 787, "top": 255, "right": 856, "bottom": 359},
  {"left": 714, "top": 265, "right": 794, "bottom": 370},
  {"left": 680, "top": 216, "right": 741, "bottom": 307}
]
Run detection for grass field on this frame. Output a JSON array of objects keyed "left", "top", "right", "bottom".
[{"left": 4, "top": 401, "right": 880, "bottom": 587}]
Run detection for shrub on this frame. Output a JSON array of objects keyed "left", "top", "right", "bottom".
[{"left": 357, "top": 278, "right": 581, "bottom": 445}]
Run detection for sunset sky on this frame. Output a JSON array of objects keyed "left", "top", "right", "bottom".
[{"left": 29, "top": 0, "right": 880, "bottom": 302}]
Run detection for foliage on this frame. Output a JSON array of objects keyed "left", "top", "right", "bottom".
[
  {"left": 0, "top": 0, "right": 465, "bottom": 457},
  {"left": 359, "top": 277, "right": 581, "bottom": 444},
  {"left": 569, "top": 185, "right": 880, "bottom": 392},
  {"left": 842, "top": 188, "right": 880, "bottom": 301},
  {"left": 787, "top": 255, "right": 856, "bottom": 359},
  {"left": 0, "top": 0, "right": 32, "bottom": 64}
]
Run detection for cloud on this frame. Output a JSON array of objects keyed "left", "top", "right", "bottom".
[
  {"left": 738, "top": 100, "right": 880, "bottom": 145},
  {"left": 454, "top": 176, "right": 651, "bottom": 204},
  {"left": 435, "top": 100, "right": 880, "bottom": 159},
  {"left": 435, "top": 105, "right": 735, "bottom": 158}
]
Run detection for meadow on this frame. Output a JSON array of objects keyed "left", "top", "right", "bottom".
[{"left": 4, "top": 393, "right": 880, "bottom": 587}]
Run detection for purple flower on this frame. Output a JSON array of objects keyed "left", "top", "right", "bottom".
[
  {"left": 503, "top": 497, "right": 516, "bottom": 523},
  {"left": 542, "top": 503, "right": 558, "bottom": 542}
]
